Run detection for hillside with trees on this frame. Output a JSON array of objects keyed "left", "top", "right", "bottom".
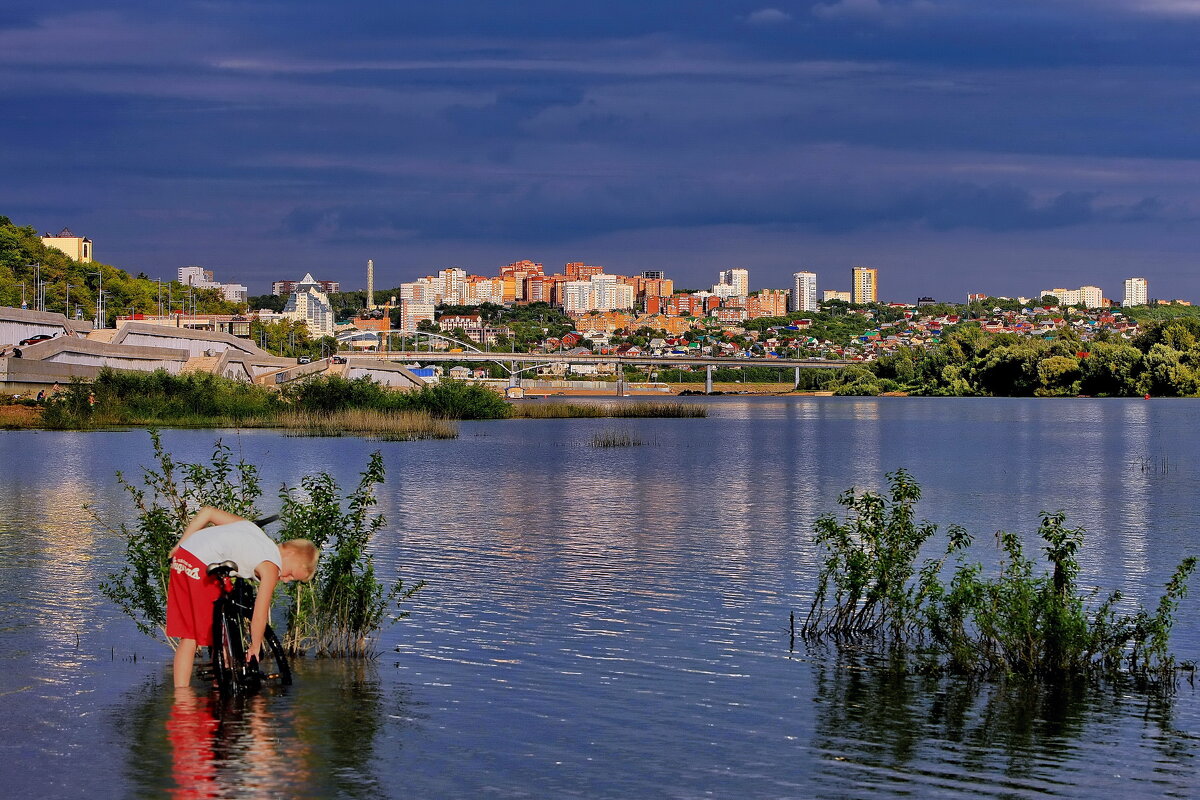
[{"left": 0, "top": 216, "right": 240, "bottom": 325}]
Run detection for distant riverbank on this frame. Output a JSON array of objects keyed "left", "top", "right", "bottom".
[{"left": 0, "top": 369, "right": 709, "bottom": 432}]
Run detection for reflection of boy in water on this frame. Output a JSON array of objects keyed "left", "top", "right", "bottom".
[
  {"left": 167, "top": 506, "right": 318, "bottom": 688},
  {"left": 167, "top": 688, "right": 219, "bottom": 798}
]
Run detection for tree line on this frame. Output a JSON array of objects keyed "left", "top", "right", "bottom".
[{"left": 823, "top": 317, "right": 1200, "bottom": 397}]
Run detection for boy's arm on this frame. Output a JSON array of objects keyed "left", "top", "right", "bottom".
[
  {"left": 246, "top": 561, "right": 280, "bottom": 661},
  {"left": 170, "top": 506, "right": 246, "bottom": 557}
]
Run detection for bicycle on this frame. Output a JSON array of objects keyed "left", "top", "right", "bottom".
[{"left": 202, "top": 515, "right": 293, "bottom": 697}]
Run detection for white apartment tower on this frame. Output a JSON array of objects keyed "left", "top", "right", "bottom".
[
  {"left": 562, "top": 274, "right": 635, "bottom": 314},
  {"left": 717, "top": 268, "right": 749, "bottom": 297},
  {"left": 1124, "top": 277, "right": 1148, "bottom": 307},
  {"left": 791, "top": 271, "right": 818, "bottom": 312},
  {"left": 281, "top": 273, "right": 335, "bottom": 336},
  {"left": 1038, "top": 285, "right": 1105, "bottom": 308}
]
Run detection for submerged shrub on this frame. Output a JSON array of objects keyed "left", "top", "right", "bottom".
[
  {"left": 98, "top": 432, "right": 421, "bottom": 654},
  {"left": 98, "top": 432, "right": 262, "bottom": 643},
  {"left": 276, "top": 452, "right": 424, "bottom": 657},
  {"left": 802, "top": 470, "right": 1197, "bottom": 684}
]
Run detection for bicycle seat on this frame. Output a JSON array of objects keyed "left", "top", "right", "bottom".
[{"left": 206, "top": 560, "right": 238, "bottom": 577}]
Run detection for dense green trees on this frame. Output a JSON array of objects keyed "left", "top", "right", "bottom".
[{"left": 827, "top": 317, "right": 1200, "bottom": 397}]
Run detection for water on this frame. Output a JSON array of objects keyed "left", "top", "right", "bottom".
[{"left": 2, "top": 398, "right": 1199, "bottom": 798}]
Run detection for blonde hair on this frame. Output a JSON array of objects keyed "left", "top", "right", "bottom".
[{"left": 280, "top": 539, "right": 320, "bottom": 580}]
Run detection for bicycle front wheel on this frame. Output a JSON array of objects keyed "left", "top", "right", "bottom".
[
  {"left": 255, "top": 625, "right": 293, "bottom": 687},
  {"left": 212, "top": 600, "right": 245, "bottom": 696}
]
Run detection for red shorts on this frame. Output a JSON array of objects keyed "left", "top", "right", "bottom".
[{"left": 166, "top": 548, "right": 222, "bottom": 645}]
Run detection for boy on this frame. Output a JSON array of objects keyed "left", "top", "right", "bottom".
[{"left": 167, "top": 506, "right": 319, "bottom": 688}]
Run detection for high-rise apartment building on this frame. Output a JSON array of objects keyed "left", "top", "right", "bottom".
[
  {"left": 561, "top": 274, "right": 635, "bottom": 314},
  {"left": 281, "top": 273, "right": 334, "bottom": 336},
  {"left": 640, "top": 270, "right": 666, "bottom": 281},
  {"left": 791, "top": 271, "right": 818, "bottom": 312},
  {"left": 398, "top": 299, "right": 436, "bottom": 331},
  {"left": 564, "top": 262, "right": 605, "bottom": 281},
  {"left": 1038, "top": 285, "right": 1105, "bottom": 308},
  {"left": 717, "top": 268, "right": 749, "bottom": 297},
  {"left": 179, "top": 266, "right": 215, "bottom": 286},
  {"left": 851, "top": 267, "right": 878, "bottom": 304},
  {"left": 1124, "top": 277, "right": 1148, "bottom": 307},
  {"left": 747, "top": 290, "right": 789, "bottom": 319},
  {"left": 500, "top": 260, "right": 544, "bottom": 302}
]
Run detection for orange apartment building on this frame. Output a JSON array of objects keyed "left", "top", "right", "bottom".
[
  {"left": 564, "top": 262, "right": 605, "bottom": 281},
  {"left": 746, "top": 289, "right": 789, "bottom": 319},
  {"left": 646, "top": 294, "right": 720, "bottom": 317}
]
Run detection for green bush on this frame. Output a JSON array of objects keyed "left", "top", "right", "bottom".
[
  {"left": 803, "top": 470, "right": 1197, "bottom": 683},
  {"left": 276, "top": 452, "right": 423, "bottom": 656},
  {"left": 98, "top": 432, "right": 263, "bottom": 642},
  {"left": 394, "top": 380, "right": 513, "bottom": 419},
  {"left": 98, "top": 432, "right": 421, "bottom": 654}
]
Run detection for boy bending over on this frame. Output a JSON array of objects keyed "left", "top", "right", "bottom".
[{"left": 167, "top": 506, "right": 318, "bottom": 688}]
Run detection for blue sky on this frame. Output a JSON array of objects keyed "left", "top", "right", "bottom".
[{"left": 3, "top": 0, "right": 1200, "bottom": 300}]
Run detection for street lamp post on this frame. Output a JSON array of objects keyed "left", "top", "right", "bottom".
[
  {"left": 28, "top": 263, "right": 44, "bottom": 312},
  {"left": 90, "top": 270, "right": 104, "bottom": 328},
  {"left": 64, "top": 283, "right": 71, "bottom": 318}
]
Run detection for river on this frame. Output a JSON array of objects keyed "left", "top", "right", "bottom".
[{"left": 1, "top": 397, "right": 1198, "bottom": 798}]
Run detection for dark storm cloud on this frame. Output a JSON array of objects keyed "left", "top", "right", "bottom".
[
  {"left": 3, "top": 0, "right": 1200, "bottom": 296},
  {"left": 281, "top": 178, "right": 1170, "bottom": 242}
]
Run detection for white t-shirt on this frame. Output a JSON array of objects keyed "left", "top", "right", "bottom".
[{"left": 182, "top": 520, "right": 282, "bottom": 579}]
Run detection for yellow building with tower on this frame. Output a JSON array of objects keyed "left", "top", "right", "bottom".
[{"left": 41, "top": 228, "right": 92, "bottom": 262}]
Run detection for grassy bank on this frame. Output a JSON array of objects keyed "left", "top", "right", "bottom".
[{"left": 27, "top": 369, "right": 709, "bottom": 431}]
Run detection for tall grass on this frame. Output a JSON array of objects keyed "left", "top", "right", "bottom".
[
  {"left": 589, "top": 429, "right": 643, "bottom": 447},
  {"left": 801, "top": 469, "right": 1198, "bottom": 685},
  {"left": 276, "top": 409, "right": 457, "bottom": 440},
  {"left": 513, "top": 401, "right": 707, "bottom": 419}
]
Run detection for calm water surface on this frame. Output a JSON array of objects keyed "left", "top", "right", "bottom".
[{"left": 2, "top": 398, "right": 1199, "bottom": 798}]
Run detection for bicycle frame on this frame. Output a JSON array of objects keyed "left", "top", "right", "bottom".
[{"left": 206, "top": 561, "right": 292, "bottom": 696}]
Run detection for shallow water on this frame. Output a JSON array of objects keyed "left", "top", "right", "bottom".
[{"left": 2, "top": 398, "right": 1199, "bottom": 798}]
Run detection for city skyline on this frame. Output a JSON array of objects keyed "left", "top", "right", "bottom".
[{"left": 4, "top": 3, "right": 1200, "bottom": 298}]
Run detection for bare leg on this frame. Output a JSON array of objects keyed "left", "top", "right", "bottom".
[{"left": 174, "top": 638, "right": 198, "bottom": 688}]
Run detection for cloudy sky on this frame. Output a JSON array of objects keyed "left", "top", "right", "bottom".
[{"left": 3, "top": 0, "right": 1199, "bottom": 300}]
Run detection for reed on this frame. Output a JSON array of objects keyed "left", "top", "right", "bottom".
[
  {"left": 273, "top": 409, "right": 457, "bottom": 440},
  {"left": 589, "top": 429, "right": 643, "bottom": 447}
]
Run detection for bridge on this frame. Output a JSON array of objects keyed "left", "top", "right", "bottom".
[{"left": 334, "top": 328, "right": 852, "bottom": 392}]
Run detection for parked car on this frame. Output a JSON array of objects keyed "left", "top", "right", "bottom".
[
  {"left": 18, "top": 334, "right": 54, "bottom": 346},
  {"left": 298, "top": 357, "right": 311, "bottom": 364},
  {"left": 331, "top": 356, "right": 347, "bottom": 364}
]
